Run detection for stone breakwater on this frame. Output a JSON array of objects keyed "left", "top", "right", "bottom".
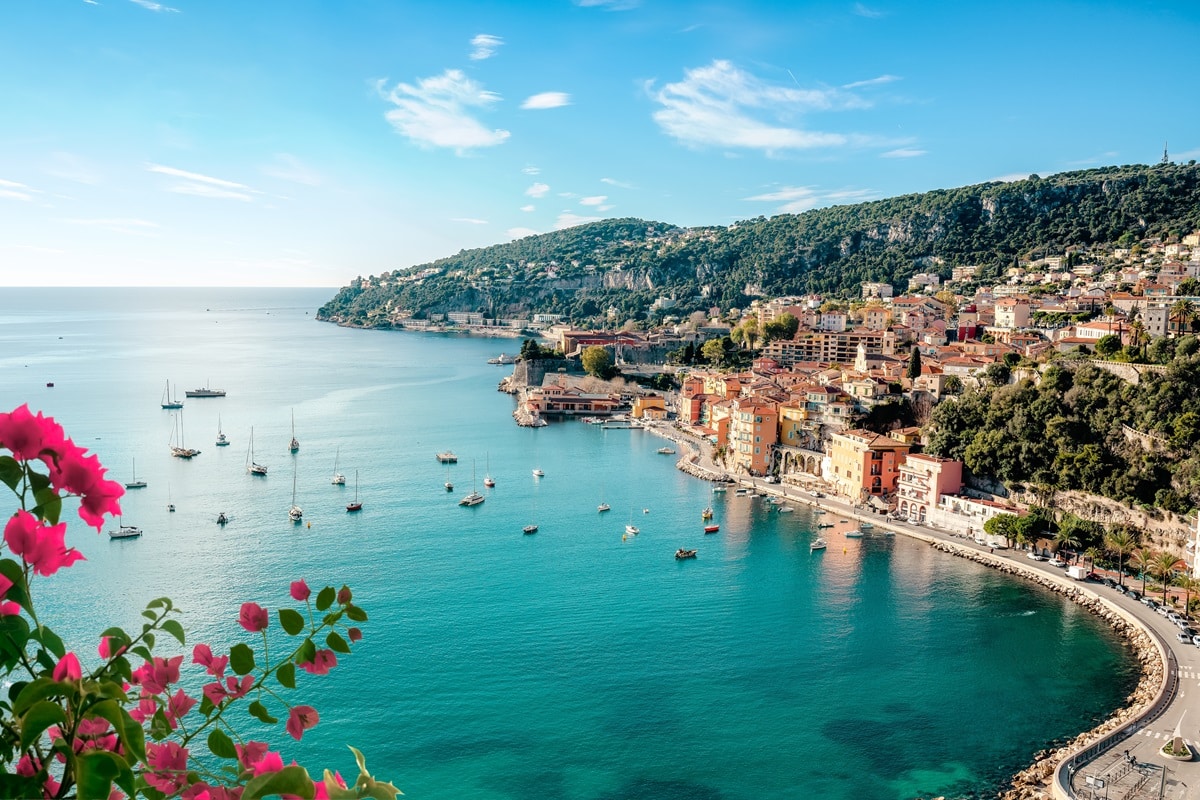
[{"left": 925, "top": 541, "right": 1162, "bottom": 800}]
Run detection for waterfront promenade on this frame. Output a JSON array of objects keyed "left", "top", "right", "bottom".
[{"left": 644, "top": 419, "right": 1200, "bottom": 800}]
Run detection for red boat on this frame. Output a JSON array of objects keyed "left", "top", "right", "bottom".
[{"left": 704, "top": 524, "right": 720, "bottom": 533}]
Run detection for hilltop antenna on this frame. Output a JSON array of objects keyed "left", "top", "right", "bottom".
[{"left": 1162, "top": 141, "right": 1170, "bottom": 165}]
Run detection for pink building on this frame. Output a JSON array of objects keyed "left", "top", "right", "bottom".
[{"left": 896, "top": 453, "right": 963, "bottom": 523}]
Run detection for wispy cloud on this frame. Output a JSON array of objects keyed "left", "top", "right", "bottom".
[
  {"left": 129, "top": 0, "right": 179, "bottom": 12},
  {"left": 880, "top": 148, "right": 925, "bottom": 158},
  {"left": 64, "top": 217, "right": 161, "bottom": 236},
  {"left": 83, "top": 0, "right": 99, "bottom": 5},
  {"left": 1174, "top": 147, "right": 1200, "bottom": 161},
  {"left": 573, "top": 0, "right": 640, "bottom": 9},
  {"left": 525, "top": 182, "right": 550, "bottom": 198},
  {"left": 580, "top": 195, "right": 607, "bottom": 207},
  {"left": 0, "top": 178, "right": 37, "bottom": 202},
  {"left": 469, "top": 34, "right": 503, "bottom": 61},
  {"left": 744, "top": 185, "right": 876, "bottom": 214},
  {"left": 1065, "top": 150, "right": 1119, "bottom": 167},
  {"left": 521, "top": 92, "right": 571, "bottom": 110},
  {"left": 555, "top": 212, "right": 603, "bottom": 229},
  {"left": 452, "top": 217, "right": 489, "bottom": 225},
  {"left": 853, "top": 3, "right": 885, "bottom": 18},
  {"left": 260, "top": 153, "right": 322, "bottom": 186},
  {"left": 520, "top": 205, "right": 535, "bottom": 212},
  {"left": 147, "top": 163, "right": 258, "bottom": 201},
  {"left": 522, "top": 166, "right": 541, "bottom": 175},
  {"left": 990, "top": 172, "right": 1034, "bottom": 183},
  {"left": 507, "top": 226, "right": 540, "bottom": 240},
  {"left": 601, "top": 177, "right": 636, "bottom": 189},
  {"left": 377, "top": 71, "right": 510, "bottom": 153},
  {"left": 842, "top": 74, "right": 899, "bottom": 89},
  {"left": 649, "top": 60, "right": 876, "bottom": 154}
]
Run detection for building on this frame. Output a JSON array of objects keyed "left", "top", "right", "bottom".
[
  {"left": 761, "top": 330, "right": 896, "bottom": 368},
  {"left": 827, "top": 429, "right": 913, "bottom": 502},
  {"left": 728, "top": 399, "right": 778, "bottom": 476},
  {"left": 895, "top": 454, "right": 963, "bottom": 523},
  {"left": 993, "top": 297, "right": 1031, "bottom": 329},
  {"left": 861, "top": 282, "right": 894, "bottom": 300},
  {"left": 525, "top": 383, "right": 622, "bottom": 417}
]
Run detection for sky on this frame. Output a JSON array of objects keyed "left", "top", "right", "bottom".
[{"left": 2, "top": 0, "right": 1199, "bottom": 288}]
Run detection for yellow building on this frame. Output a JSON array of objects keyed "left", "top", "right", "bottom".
[
  {"left": 828, "top": 429, "right": 913, "bottom": 502},
  {"left": 632, "top": 395, "right": 667, "bottom": 420}
]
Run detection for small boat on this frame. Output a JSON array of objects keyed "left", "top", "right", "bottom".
[
  {"left": 845, "top": 530, "right": 864, "bottom": 538},
  {"left": 124, "top": 458, "right": 147, "bottom": 489},
  {"left": 108, "top": 523, "right": 142, "bottom": 540},
  {"left": 675, "top": 549, "right": 697, "bottom": 560},
  {"left": 523, "top": 524, "right": 538, "bottom": 535},
  {"left": 185, "top": 384, "right": 226, "bottom": 398},
  {"left": 288, "top": 410, "right": 299, "bottom": 453},
  {"left": 701, "top": 507, "right": 713, "bottom": 520},
  {"left": 215, "top": 415, "right": 230, "bottom": 446},
  {"left": 810, "top": 538, "right": 827, "bottom": 552},
  {"left": 331, "top": 447, "right": 346, "bottom": 485},
  {"left": 161, "top": 379, "right": 183, "bottom": 410},
  {"left": 735, "top": 488, "right": 748, "bottom": 496},
  {"left": 288, "top": 466, "right": 303, "bottom": 523},
  {"left": 166, "top": 484, "right": 174, "bottom": 513},
  {"left": 777, "top": 506, "right": 793, "bottom": 514},
  {"left": 459, "top": 491, "right": 485, "bottom": 507},
  {"left": 487, "top": 353, "right": 516, "bottom": 365},
  {"left": 704, "top": 524, "right": 720, "bottom": 534},
  {"left": 444, "top": 461, "right": 454, "bottom": 492},
  {"left": 347, "top": 470, "right": 363, "bottom": 512},
  {"left": 169, "top": 409, "right": 200, "bottom": 459},
  {"left": 246, "top": 427, "right": 268, "bottom": 475},
  {"left": 436, "top": 451, "right": 458, "bottom": 463},
  {"left": 625, "top": 524, "right": 640, "bottom": 535},
  {"left": 657, "top": 446, "right": 676, "bottom": 455},
  {"left": 483, "top": 453, "right": 495, "bottom": 487},
  {"left": 598, "top": 503, "right": 611, "bottom": 513},
  {"left": 45, "top": 382, "right": 53, "bottom": 388},
  {"left": 216, "top": 513, "right": 228, "bottom": 526},
  {"left": 711, "top": 485, "right": 727, "bottom": 494},
  {"left": 532, "top": 468, "right": 544, "bottom": 477}
]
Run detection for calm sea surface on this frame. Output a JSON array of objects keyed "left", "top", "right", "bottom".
[{"left": 0, "top": 288, "right": 1137, "bottom": 800}]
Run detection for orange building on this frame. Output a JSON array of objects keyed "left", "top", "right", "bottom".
[
  {"left": 828, "top": 429, "right": 913, "bottom": 502},
  {"left": 729, "top": 399, "right": 778, "bottom": 476}
]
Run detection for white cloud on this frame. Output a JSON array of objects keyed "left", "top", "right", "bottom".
[
  {"left": 261, "top": 153, "right": 322, "bottom": 186},
  {"left": 507, "top": 227, "right": 541, "bottom": 240},
  {"left": 853, "top": 3, "right": 884, "bottom": 18},
  {"left": 452, "top": 217, "right": 489, "bottom": 225},
  {"left": 169, "top": 183, "right": 254, "bottom": 201},
  {"left": 522, "top": 166, "right": 541, "bottom": 175},
  {"left": 64, "top": 217, "right": 161, "bottom": 236},
  {"left": 601, "top": 177, "right": 635, "bottom": 189},
  {"left": 573, "top": 0, "right": 640, "bottom": 9},
  {"left": 129, "top": 0, "right": 179, "bottom": 11},
  {"left": 525, "top": 182, "right": 550, "bottom": 198},
  {"left": 521, "top": 92, "right": 571, "bottom": 110},
  {"left": 378, "top": 71, "right": 510, "bottom": 153},
  {"left": 469, "top": 34, "right": 503, "bottom": 61},
  {"left": 744, "top": 185, "right": 876, "bottom": 214},
  {"left": 580, "top": 195, "right": 607, "bottom": 207},
  {"left": 990, "top": 172, "right": 1034, "bottom": 183},
  {"left": 147, "top": 163, "right": 258, "bottom": 201},
  {"left": 0, "top": 178, "right": 36, "bottom": 201},
  {"left": 555, "top": 212, "right": 602, "bottom": 229},
  {"left": 880, "top": 148, "right": 926, "bottom": 158},
  {"left": 0, "top": 189, "right": 33, "bottom": 201},
  {"left": 842, "top": 74, "right": 900, "bottom": 89},
  {"left": 520, "top": 205, "right": 535, "bottom": 212},
  {"left": 83, "top": 0, "right": 99, "bottom": 5},
  {"left": 45, "top": 152, "right": 102, "bottom": 185},
  {"left": 649, "top": 60, "right": 872, "bottom": 154},
  {"left": 1173, "top": 147, "right": 1200, "bottom": 161}
]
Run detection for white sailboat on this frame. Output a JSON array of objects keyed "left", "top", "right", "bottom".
[
  {"left": 598, "top": 480, "right": 610, "bottom": 513},
  {"left": 160, "top": 379, "right": 183, "bottom": 410},
  {"left": 124, "top": 458, "right": 147, "bottom": 489},
  {"left": 625, "top": 508, "right": 639, "bottom": 535},
  {"left": 459, "top": 460, "right": 485, "bottom": 506},
  {"left": 331, "top": 446, "right": 346, "bottom": 485},
  {"left": 288, "top": 465, "right": 303, "bottom": 522},
  {"left": 108, "top": 519, "right": 143, "bottom": 539},
  {"left": 289, "top": 409, "right": 299, "bottom": 453},
  {"left": 170, "top": 409, "right": 200, "bottom": 459},
  {"left": 215, "top": 415, "right": 230, "bottom": 447},
  {"left": 346, "top": 470, "right": 363, "bottom": 512},
  {"left": 246, "top": 427, "right": 268, "bottom": 475},
  {"left": 483, "top": 452, "right": 495, "bottom": 488}
]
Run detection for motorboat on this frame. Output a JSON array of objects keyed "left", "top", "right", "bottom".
[
  {"left": 702, "top": 507, "right": 713, "bottom": 520},
  {"left": 598, "top": 503, "right": 611, "bottom": 513},
  {"left": 859, "top": 522, "right": 874, "bottom": 530},
  {"left": 436, "top": 451, "right": 458, "bottom": 463},
  {"left": 711, "top": 485, "right": 727, "bottom": 493},
  {"left": 777, "top": 506, "right": 793, "bottom": 513},
  {"left": 818, "top": 523, "right": 835, "bottom": 529},
  {"left": 523, "top": 524, "right": 538, "bottom": 535},
  {"left": 845, "top": 530, "right": 864, "bottom": 538},
  {"left": 657, "top": 446, "right": 676, "bottom": 455},
  {"left": 185, "top": 385, "right": 226, "bottom": 398},
  {"left": 532, "top": 468, "right": 544, "bottom": 477},
  {"left": 675, "top": 549, "right": 697, "bottom": 560},
  {"left": 216, "top": 513, "right": 228, "bottom": 526},
  {"left": 625, "top": 524, "right": 640, "bottom": 535},
  {"left": 810, "top": 537, "right": 827, "bottom": 552},
  {"left": 704, "top": 524, "right": 720, "bottom": 534}
]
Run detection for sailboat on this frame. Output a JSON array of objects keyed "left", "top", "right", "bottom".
[
  {"left": 166, "top": 484, "right": 175, "bottom": 513},
  {"left": 331, "top": 446, "right": 346, "bottom": 485},
  {"left": 483, "top": 452, "right": 495, "bottom": 488},
  {"left": 444, "top": 461, "right": 453, "bottom": 492},
  {"left": 459, "top": 460, "right": 485, "bottom": 506},
  {"left": 346, "top": 470, "right": 363, "bottom": 512},
  {"left": 124, "top": 458, "right": 147, "bottom": 489},
  {"left": 598, "top": 481, "right": 610, "bottom": 513},
  {"left": 160, "top": 379, "right": 183, "bottom": 410},
  {"left": 625, "top": 508, "right": 640, "bottom": 536},
  {"left": 246, "top": 427, "right": 268, "bottom": 475},
  {"left": 108, "top": 518, "right": 143, "bottom": 539},
  {"left": 170, "top": 409, "right": 200, "bottom": 459},
  {"left": 289, "top": 410, "right": 299, "bottom": 453},
  {"left": 288, "top": 465, "right": 303, "bottom": 522},
  {"left": 215, "top": 415, "right": 230, "bottom": 446}
]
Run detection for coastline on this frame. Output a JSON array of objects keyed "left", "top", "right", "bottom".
[{"left": 638, "top": 418, "right": 1165, "bottom": 800}]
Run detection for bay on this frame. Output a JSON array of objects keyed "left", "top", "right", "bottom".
[{"left": 0, "top": 288, "right": 1137, "bottom": 800}]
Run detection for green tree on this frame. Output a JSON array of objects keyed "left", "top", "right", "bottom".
[
  {"left": 983, "top": 513, "right": 1018, "bottom": 546},
  {"left": 906, "top": 347, "right": 922, "bottom": 380},
  {"left": 1177, "top": 574, "right": 1200, "bottom": 620},
  {"left": 1130, "top": 548, "right": 1154, "bottom": 595},
  {"left": 1179, "top": 278, "right": 1200, "bottom": 296},
  {"left": 1105, "top": 528, "right": 1137, "bottom": 586},
  {"left": 1095, "top": 334, "right": 1122, "bottom": 358},
  {"left": 581, "top": 345, "right": 616, "bottom": 379},
  {"left": 763, "top": 313, "right": 799, "bottom": 343},
  {"left": 1171, "top": 299, "right": 1198, "bottom": 336},
  {"left": 701, "top": 338, "right": 726, "bottom": 366},
  {"left": 1052, "top": 528, "right": 1082, "bottom": 561},
  {"left": 1152, "top": 551, "right": 1185, "bottom": 605},
  {"left": 984, "top": 362, "right": 1011, "bottom": 386},
  {"left": 942, "top": 375, "right": 964, "bottom": 395}
]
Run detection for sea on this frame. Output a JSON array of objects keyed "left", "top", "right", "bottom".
[{"left": 0, "top": 287, "right": 1138, "bottom": 800}]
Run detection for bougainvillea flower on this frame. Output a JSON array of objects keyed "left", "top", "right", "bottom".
[
  {"left": 0, "top": 404, "right": 66, "bottom": 462},
  {"left": 223, "top": 674, "right": 253, "bottom": 701},
  {"left": 144, "top": 741, "right": 189, "bottom": 795},
  {"left": 202, "top": 682, "right": 227, "bottom": 707},
  {"left": 128, "top": 698, "right": 158, "bottom": 724},
  {"left": 251, "top": 750, "right": 284, "bottom": 777},
  {"left": 52, "top": 652, "right": 82, "bottom": 682},
  {"left": 182, "top": 783, "right": 213, "bottom": 800},
  {"left": 4, "top": 510, "right": 85, "bottom": 577},
  {"left": 297, "top": 648, "right": 337, "bottom": 675},
  {"left": 336, "top": 585, "right": 352, "bottom": 605},
  {"left": 347, "top": 627, "right": 362, "bottom": 643},
  {"left": 0, "top": 573, "right": 20, "bottom": 616},
  {"left": 289, "top": 579, "right": 310, "bottom": 602},
  {"left": 192, "top": 643, "right": 228, "bottom": 677},
  {"left": 236, "top": 741, "right": 269, "bottom": 772},
  {"left": 238, "top": 602, "right": 269, "bottom": 632},
  {"left": 165, "top": 689, "right": 197, "bottom": 729},
  {"left": 131, "top": 655, "right": 182, "bottom": 696},
  {"left": 285, "top": 705, "right": 319, "bottom": 741}
]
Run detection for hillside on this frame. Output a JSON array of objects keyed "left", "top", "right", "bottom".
[{"left": 318, "top": 162, "right": 1200, "bottom": 328}]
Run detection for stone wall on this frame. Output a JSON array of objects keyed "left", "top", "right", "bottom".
[{"left": 1008, "top": 488, "right": 1194, "bottom": 557}]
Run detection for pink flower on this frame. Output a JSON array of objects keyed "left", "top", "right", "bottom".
[
  {"left": 297, "top": 648, "right": 337, "bottom": 675},
  {"left": 165, "top": 689, "right": 196, "bottom": 729},
  {"left": 128, "top": 697, "right": 157, "bottom": 724},
  {"left": 285, "top": 705, "right": 319, "bottom": 741},
  {"left": 347, "top": 627, "right": 362, "bottom": 643},
  {"left": 131, "top": 655, "right": 182, "bottom": 696},
  {"left": 0, "top": 573, "right": 20, "bottom": 616},
  {"left": 144, "top": 741, "right": 189, "bottom": 795},
  {"left": 223, "top": 674, "right": 253, "bottom": 700},
  {"left": 314, "top": 772, "right": 347, "bottom": 800},
  {"left": 4, "top": 510, "right": 85, "bottom": 577},
  {"left": 251, "top": 750, "right": 284, "bottom": 777},
  {"left": 192, "top": 643, "right": 228, "bottom": 678},
  {"left": 182, "top": 784, "right": 213, "bottom": 800},
  {"left": 202, "top": 682, "right": 226, "bottom": 707},
  {"left": 238, "top": 602, "right": 269, "bottom": 633},
  {"left": 0, "top": 404, "right": 66, "bottom": 463},
  {"left": 235, "top": 741, "right": 269, "bottom": 772},
  {"left": 289, "top": 579, "right": 310, "bottom": 602},
  {"left": 337, "top": 585, "right": 352, "bottom": 605},
  {"left": 52, "top": 652, "right": 81, "bottom": 682}
]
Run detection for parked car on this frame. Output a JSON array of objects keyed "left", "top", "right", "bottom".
[
  {"left": 1192, "top": 634, "right": 1200, "bottom": 647},
  {"left": 1158, "top": 606, "right": 1172, "bottom": 617},
  {"left": 1028, "top": 551, "right": 1047, "bottom": 562},
  {"left": 1177, "top": 632, "right": 1193, "bottom": 644},
  {"left": 1127, "top": 590, "right": 1141, "bottom": 601},
  {"left": 1102, "top": 578, "right": 1117, "bottom": 589},
  {"left": 1048, "top": 556, "right": 1067, "bottom": 568},
  {"left": 1142, "top": 596, "right": 1158, "bottom": 608}
]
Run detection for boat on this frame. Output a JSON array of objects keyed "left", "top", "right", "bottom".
[
  {"left": 701, "top": 507, "right": 713, "bottom": 520},
  {"left": 108, "top": 523, "right": 143, "bottom": 540},
  {"left": 459, "top": 461, "right": 485, "bottom": 506},
  {"left": 656, "top": 446, "right": 676, "bottom": 455},
  {"left": 817, "top": 523, "right": 834, "bottom": 529},
  {"left": 347, "top": 470, "right": 363, "bottom": 512},
  {"left": 711, "top": 485, "right": 727, "bottom": 494},
  {"left": 169, "top": 410, "right": 200, "bottom": 459},
  {"left": 487, "top": 353, "right": 516, "bottom": 365},
  {"left": 215, "top": 415, "right": 230, "bottom": 446},
  {"left": 45, "top": 382, "right": 53, "bottom": 388},
  {"left": 859, "top": 521, "right": 874, "bottom": 530},
  {"left": 288, "top": 410, "right": 299, "bottom": 453},
  {"left": 160, "top": 379, "right": 183, "bottom": 410},
  {"left": 444, "top": 461, "right": 454, "bottom": 492},
  {"left": 331, "top": 447, "right": 346, "bottom": 485},
  {"left": 124, "top": 458, "right": 147, "bottom": 489},
  {"left": 778, "top": 505, "right": 793, "bottom": 514},
  {"left": 523, "top": 524, "right": 538, "bottom": 534},
  {"left": 436, "top": 451, "right": 458, "bottom": 463},
  {"left": 598, "top": 502, "right": 611, "bottom": 513},
  {"left": 288, "top": 466, "right": 303, "bottom": 522},
  {"left": 625, "top": 524, "right": 640, "bottom": 535},
  {"left": 185, "top": 383, "right": 226, "bottom": 398},
  {"left": 532, "top": 468, "right": 544, "bottom": 478},
  {"left": 810, "top": 538, "right": 827, "bottom": 552},
  {"left": 675, "top": 549, "right": 697, "bottom": 560},
  {"left": 845, "top": 530, "right": 864, "bottom": 538},
  {"left": 483, "top": 453, "right": 495, "bottom": 487},
  {"left": 216, "top": 513, "right": 228, "bottom": 526},
  {"left": 704, "top": 524, "right": 720, "bottom": 534},
  {"left": 246, "top": 427, "right": 268, "bottom": 475}
]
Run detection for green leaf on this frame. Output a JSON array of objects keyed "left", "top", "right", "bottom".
[
  {"left": 149, "top": 709, "right": 170, "bottom": 740},
  {"left": 0, "top": 456, "right": 22, "bottom": 491},
  {"left": 315, "top": 586, "right": 336, "bottom": 612},
  {"left": 279, "top": 608, "right": 305, "bottom": 636},
  {"left": 296, "top": 638, "right": 316, "bottom": 666},
  {"left": 325, "top": 630, "right": 350, "bottom": 654},
  {"left": 30, "top": 487, "right": 61, "bottom": 526},
  {"left": 160, "top": 619, "right": 185, "bottom": 646},
  {"left": 130, "top": 645, "right": 152, "bottom": 662},
  {"left": 0, "top": 559, "right": 31, "bottom": 614},
  {"left": 118, "top": 706, "right": 146, "bottom": 762},
  {"left": 76, "top": 749, "right": 134, "bottom": 800},
  {"left": 248, "top": 699, "right": 277, "bottom": 724},
  {"left": 33, "top": 625, "right": 66, "bottom": 659},
  {"left": 345, "top": 604, "right": 368, "bottom": 622},
  {"left": 86, "top": 700, "right": 134, "bottom": 758},
  {"left": 142, "top": 610, "right": 156, "bottom": 621},
  {"left": 277, "top": 661, "right": 296, "bottom": 690},
  {"left": 144, "top": 631, "right": 156, "bottom": 650},
  {"left": 242, "top": 765, "right": 316, "bottom": 800},
  {"left": 229, "top": 642, "right": 256, "bottom": 675},
  {"left": 147, "top": 597, "right": 169, "bottom": 610},
  {"left": 0, "top": 615, "right": 31, "bottom": 670},
  {"left": 0, "top": 774, "right": 43, "bottom": 799},
  {"left": 207, "top": 727, "right": 238, "bottom": 759},
  {"left": 13, "top": 676, "right": 68, "bottom": 714},
  {"left": 27, "top": 468, "right": 50, "bottom": 494},
  {"left": 20, "top": 699, "right": 67, "bottom": 748}
]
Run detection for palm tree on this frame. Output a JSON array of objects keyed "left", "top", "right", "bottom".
[
  {"left": 1105, "top": 529, "right": 1137, "bottom": 586},
  {"left": 1176, "top": 574, "right": 1200, "bottom": 620},
  {"left": 1083, "top": 546, "right": 1103, "bottom": 572},
  {"left": 1170, "top": 298, "right": 1197, "bottom": 337},
  {"left": 1151, "top": 551, "right": 1185, "bottom": 607},
  {"left": 1129, "top": 548, "right": 1154, "bottom": 595},
  {"left": 1129, "top": 319, "right": 1149, "bottom": 360},
  {"left": 1053, "top": 528, "right": 1081, "bottom": 563}
]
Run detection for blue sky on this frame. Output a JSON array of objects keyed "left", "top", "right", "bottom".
[{"left": 2, "top": 0, "right": 1198, "bottom": 287}]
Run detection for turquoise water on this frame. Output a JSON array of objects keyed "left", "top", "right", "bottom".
[{"left": 0, "top": 288, "right": 1137, "bottom": 800}]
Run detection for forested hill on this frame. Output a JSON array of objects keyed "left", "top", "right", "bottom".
[{"left": 318, "top": 162, "right": 1200, "bottom": 328}]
